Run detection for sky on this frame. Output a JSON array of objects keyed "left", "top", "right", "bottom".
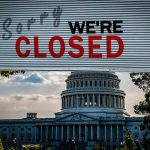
[{"left": 0, "top": 71, "right": 145, "bottom": 119}]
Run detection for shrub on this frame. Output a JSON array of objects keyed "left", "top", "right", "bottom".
[
  {"left": 0, "top": 139, "right": 4, "bottom": 150},
  {"left": 7, "top": 147, "right": 15, "bottom": 150},
  {"left": 22, "top": 144, "right": 41, "bottom": 150}
]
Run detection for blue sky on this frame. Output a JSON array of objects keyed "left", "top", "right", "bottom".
[{"left": 0, "top": 71, "right": 144, "bottom": 119}]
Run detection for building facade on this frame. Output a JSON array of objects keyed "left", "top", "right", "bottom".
[{"left": 0, "top": 71, "right": 143, "bottom": 150}]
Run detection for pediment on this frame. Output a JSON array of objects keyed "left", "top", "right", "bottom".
[{"left": 55, "top": 113, "right": 98, "bottom": 122}]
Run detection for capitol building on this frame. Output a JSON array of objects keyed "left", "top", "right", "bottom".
[{"left": 0, "top": 71, "right": 143, "bottom": 150}]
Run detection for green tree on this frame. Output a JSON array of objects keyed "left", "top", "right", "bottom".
[
  {"left": 130, "top": 72, "right": 150, "bottom": 149},
  {"left": 0, "top": 71, "right": 25, "bottom": 78},
  {"left": 22, "top": 144, "right": 41, "bottom": 150},
  {"left": 121, "top": 131, "right": 137, "bottom": 150},
  {"left": 93, "top": 143, "right": 105, "bottom": 150},
  {"left": 7, "top": 147, "right": 15, "bottom": 150},
  {"left": 0, "top": 139, "right": 4, "bottom": 150},
  {"left": 130, "top": 73, "right": 150, "bottom": 93}
]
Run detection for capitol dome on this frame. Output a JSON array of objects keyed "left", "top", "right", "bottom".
[{"left": 58, "top": 71, "right": 127, "bottom": 118}]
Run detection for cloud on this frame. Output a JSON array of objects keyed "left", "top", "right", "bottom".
[
  {"left": 12, "top": 95, "right": 23, "bottom": 101},
  {"left": 28, "top": 95, "right": 40, "bottom": 101},
  {"left": 11, "top": 72, "right": 47, "bottom": 84},
  {"left": 23, "top": 73, "right": 46, "bottom": 83},
  {"left": 5, "top": 94, "right": 59, "bottom": 102},
  {"left": 0, "top": 71, "right": 145, "bottom": 119}
]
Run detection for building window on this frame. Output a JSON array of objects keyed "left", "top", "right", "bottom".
[
  {"left": 104, "top": 81, "right": 106, "bottom": 87},
  {"left": 77, "top": 81, "right": 79, "bottom": 87},
  {"left": 28, "top": 128, "right": 31, "bottom": 131},
  {"left": 106, "top": 95, "right": 110, "bottom": 107},
  {"left": 3, "top": 128, "right": 7, "bottom": 131},
  {"left": 81, "top": 81, "right": 83, "bottom": 87},
  {"left": 89, "top": 95, "right": 93, "bottom": 106},
  {"left": 116, "top": 97, "right": 118, "bottom": 107},
  {"left": 27, "top": 133, "right": 32, "bottom": 141},
  {"left": 73, "top": 82, "right": 75, "bottom": 87},
  {"left": 11, "top": 133, "right": 16, "bottom": 138},
  {"left": 100, "top": 95, "right": 103, "bottom": 106},
  {"left": 90, "top": 81, "right": 92, "bottom": 87},
  {"left": 84, "top": 95, "right": 87, "bottom": 106},
  {"left": 112, "top": 82, "right": 114, "bottom": 88},
  {"left": 95, "top": 81, "right": 97, "bottom": 86},
  {"left": 111, "top": 96, "right": 114, "bottom": 107},
  {"left": 20, "top": 133, "right": 24, "bottom": 141},
  {"left": 85, "top": 81, "right": 88, "bottom": 87},
  {"left": 70, "top": 82, "right": 72, "bottom": 88},
  {"left": 78, "top": 95, "right": 81, "bottom": 107},
  {"left": 21, "top": 128, "right": 24, "bottom": 131},
  {"left": 134, "top": 126, "right": 138, "bottom": 130},
  {"left": 95, "top": 95, "right": 98, "bottom": 106}
]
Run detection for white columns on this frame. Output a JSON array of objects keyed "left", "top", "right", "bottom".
[
  {"left": 67, "top": 125, "right": 69, "bottom": 142},
  {"left": 114, "top": 96, "right": 116, "bottom": 108},
  {"left": 118, "top": 96, "right": 120, "bottom": 108},
  {"left": 46, "top": 126, "right": 48, "bottom": 142},
  {"left": 97, "top": 125, "right": 100, "bottom": 140},
  {"left": 123, "top": 98, "right": 125, "bottom": 108},
  {"left": 62, "top": 98, "right": 63, "bottom": 109},
  {"left": 52, "top": 125, "right": 54, "bottom": 140},
  {"left": 91, "top": 125, "right": 93, "bottom": 141},
  {"left": 98, "top": 95, "right": 100, "bottom": 107},
  {"left": 117, "top": 125, "right": 119, "bottom": 141},
  {"left": 79, "top": 125, "right": 81, "bottom": 139},
  {"left": 116, "top": 96, "right": 118, "bottom": 108},
  {"left": 81, "top": 95, "right": 83, "bottom": 107},
  {"left": 104, "top": 125, "right": 107, "bottom": 141},
  {"left": 55, "top": 125, "right": 58, "bottom": 140},
  {"left": 76, "top": 95, "right": 79, "bottom": 108},
  {"left": 40, "top": 126, "right": 42, "bottom": 142},
  {"left": 73, "top": 125, "right": 75, "bottom": 137},
  {"left": 92, "top": 94, "right": 95, "bottom": 106},
  {"left": 110, "top": 125, "right": 113, "bottom": 142},
  {"left": 65, "top": 97, "right": 67, "bottom": 108},
  {"left": 103, "top": 95, "right": 106, "bottom": 107},
  {"left": 25, "top": 127, "right": 27, "bottom": 142},
  {"left": 85, "top": 125, "right": 87, "bottom": 141},
  {"left": 61, "top": 125, "right": 63, "bottom": 141},
  {"left": 72, "top": 96, "right": 74, "bottom": 107},
  {"left": 34, "top": 127, "right": 36, "bottom": 142},
  {"left": 109, "top": 95, "right": 111, "bottom": 107},
  {"left": 87, "top": 94, "right": 90, "bottom": 107},
  {"left": 123, "top": 125, "right": 125, "bottom": 140}
]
